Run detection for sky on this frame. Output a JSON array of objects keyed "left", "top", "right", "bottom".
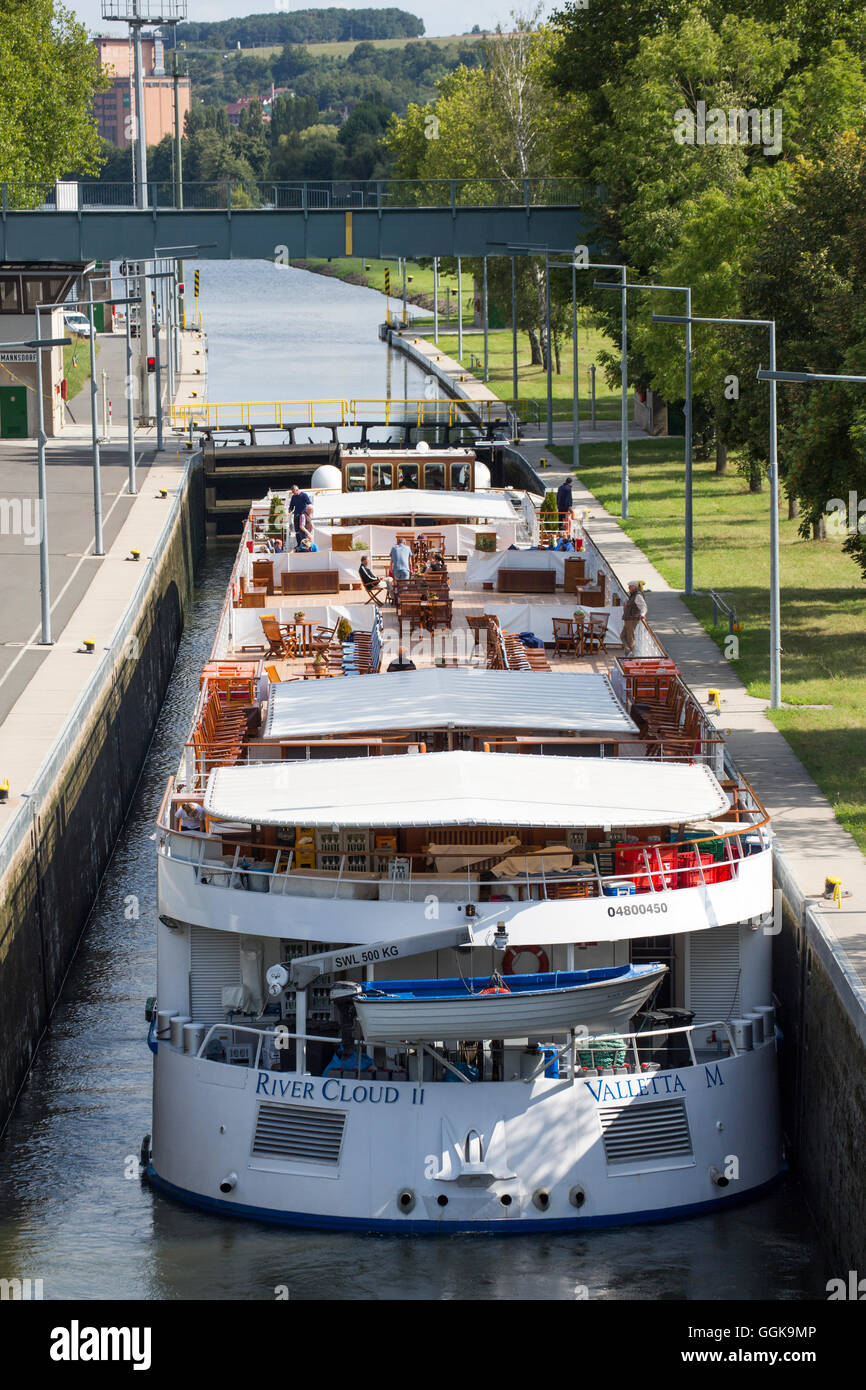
[{"left": 68, "top": 0, "right": 528, "bottom": 40}]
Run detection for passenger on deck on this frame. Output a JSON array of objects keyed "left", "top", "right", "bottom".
[
  {"left": 556, "top": 477, "right": 574, "bottom": 530},
  {"left": 295, "top": 536, "right": 319, "bottom": 553},
  {"left": 359, "top": 556, "right": 386, "bottom": 603},
  {"left": 389, "top": 539, "right": 412, "bottom": 580},
  {"left": 289, "top": 484, "right": 312, "bottom": 544},
  {"left": 621, "top": 580, "right": 648, "bottom": 656},
  {"left": 177, "top": 798, "right": 205, "bottom": 833},
  {"left": 426, "top": 551, "right": 446, "bottom": 572}
]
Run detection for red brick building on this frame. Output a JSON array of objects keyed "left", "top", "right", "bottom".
[{"left": 92, "top": 33, "right": 190, "bottom": 149}]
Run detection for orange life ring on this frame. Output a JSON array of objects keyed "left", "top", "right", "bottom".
[
  {"left": 503, "top": 945, "right": 550, "bottom": 975},
  {"left": 479, "top": 985, "right": 511, "bottom": 995}
]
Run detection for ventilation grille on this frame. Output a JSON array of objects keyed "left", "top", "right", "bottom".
[
  {"left": 252, "top": 1102, "right": 346, "bottom": 1165},
  {"left": 600, "top": 1099, "right": 692, "bottom": 1166},
  {"left": 189, "top": 925, "right": 240, "bottom": 1025},
  {"left": 688, "top": 924, "right": 741, "bottom": 1022}
]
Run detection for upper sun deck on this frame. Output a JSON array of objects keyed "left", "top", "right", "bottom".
[{"left": 155, "top": 473, "right": 772, "bottom": 945}]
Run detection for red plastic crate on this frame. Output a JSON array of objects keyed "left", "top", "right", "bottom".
[{"left": 615, "top": 842, "right": 678, "bottom": 892}]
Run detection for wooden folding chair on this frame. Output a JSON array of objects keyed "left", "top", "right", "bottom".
[
  {"left": 584, "top": 613, "right": 609, "bottom": 655},
  {"left": 552, "top": 618, "right": 576, "bottom": 658},
  {"left": 260, "top": 615, "right": 289, "bottom": 658}
]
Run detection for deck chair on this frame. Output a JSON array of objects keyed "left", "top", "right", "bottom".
[
  {"left": 260, "top": 615, "right": 289, "bottom": 659},
  {"left": 584, "top": 613, "right": 609, "bottom": 655},
  {"left": 361, "top": 574, "right": 388, "bottom": 605}
]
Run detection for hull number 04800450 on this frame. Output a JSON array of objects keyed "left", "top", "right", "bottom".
[{"left": 607, "top": 902, "right": 669, "bottom": 918}]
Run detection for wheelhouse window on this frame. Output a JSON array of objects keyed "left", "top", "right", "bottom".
[
  {"left": 397, "top": 463, "right": 419, "bottom": 488},
  {"left": 371, "top": 462, "right": 393, "bottom": 490},
  {"left": 453, "top": 461, "right": 472, "bottom": 491},
  {"left": 424, "top": 462, "right": 445, "bottom": 490},
  {"left": 346, "top": 463, "right": 367, "bottom": 492}
]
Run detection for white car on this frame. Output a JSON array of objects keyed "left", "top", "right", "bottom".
[{"left": 63, "top": 310, "right": 94, "bottom": 337}]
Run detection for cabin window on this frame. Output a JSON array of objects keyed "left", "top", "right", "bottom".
[
  {"left": 0, "top": 278, "right": 21, "bottom": 313},
  {"left": 424, "top": 462, "right": 445, "bottom": 490},
  {"left": 398, "top": 463, "right": 419, "bottom": 489},
  {"left": 22, "top": 279, "right": 55, "bottom": 313},
  {"left": 346, "top": 463, "right": 367, "bottom": 492},
  {"left": 371, "top": 462, "right": 393, "bottom": 490},
  {"left": 452, "top": 462, "right": 472, "bottom": 491}
]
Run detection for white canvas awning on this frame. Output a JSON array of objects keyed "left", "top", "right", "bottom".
[
  {"left": 307, "top": 489, "right": 519, "bottom": 523},
  {"left": 263, "top": 668, "right": 637, "bottom": 739},
  {"left": 204, "top": 752, "right": 730, "bottom": 829}
]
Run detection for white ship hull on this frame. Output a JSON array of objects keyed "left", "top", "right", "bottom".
[{"left": 148, "top": 1036, "right": 781, "bottom": 1232}]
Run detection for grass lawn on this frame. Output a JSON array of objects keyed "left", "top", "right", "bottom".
[
  {"left": 298, "top": 255, "right": 467, "bottom": 306},
  {"left": 555, "top": 438, "right": 866, "bottom": 853},
  {"left": 63, "top": 338, "right": 97, "bottom": 401},
  {"left": 298, "top": 262, "right": 622, "bottom": 421},
  {"left": 435, "top": 324, "right": 622, "bottom": 420}
]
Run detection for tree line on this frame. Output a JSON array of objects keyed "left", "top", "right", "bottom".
[
  {"left": 176, "top": 9, "right": 425, "bottom": 48},
  {"left": 186, "top": 37, "right": 483, "bottom": 113},
  {"left": 386, "top": 2, "right": 866, "bottom": 576}
]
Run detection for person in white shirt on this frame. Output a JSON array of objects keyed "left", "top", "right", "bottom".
[{"left": 177, "top": 799, "right": 205, "bottom": 833}]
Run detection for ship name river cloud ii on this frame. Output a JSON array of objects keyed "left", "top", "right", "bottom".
[{"left": 147, "top": 445, "right": 780, "bottom": 1231}]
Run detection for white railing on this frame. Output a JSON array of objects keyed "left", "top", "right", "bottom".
[
  {"left": 159, "top": 824, "right": 767, "bottom": 901},
  {"left": 174, "top": 1018, "right": 750, "bottom": 1082}
]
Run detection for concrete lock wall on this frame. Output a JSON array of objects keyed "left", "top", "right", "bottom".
[
  {"left": 0, "top": 457, "right": 205, "bottom": 1133},
  {"left": 773, "top": 850, "right": 866, "bottom": 1274}
]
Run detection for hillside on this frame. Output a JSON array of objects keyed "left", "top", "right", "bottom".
[{"left": 176, "top": 8, "right": 424, "bottom": 48}]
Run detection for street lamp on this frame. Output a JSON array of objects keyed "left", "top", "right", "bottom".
[
  {"left": 59, "top": 287, "right": 140, "bottom": 554},
  {"left": 498, "top": 246, "right": 629, "bottom": 513},
  {"left": 3, "top": 333, "right": 71, "bottom": 645},
  {"left": 154, "top": 243, "right": 216, "bottom": 386},
  {"left": 142, "top": 268, "right": 178, "bottom": 451},
  {"left": 597, "top": 281, "right": 693, "bottom": 592},
  {"left": 654, "top": 311, "right": 781, "bottom": 709}
]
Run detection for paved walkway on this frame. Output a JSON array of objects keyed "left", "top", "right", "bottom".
[
  {"left": 0, "top": 326, "right": 206, "bottom": 832},
  {"left": 514, "top": 441, "right": 866, "bottom": 992}
]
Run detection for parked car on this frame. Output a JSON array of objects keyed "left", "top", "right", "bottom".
[{"left": 63, "top": 310, "right": 94, "bottom": 338}]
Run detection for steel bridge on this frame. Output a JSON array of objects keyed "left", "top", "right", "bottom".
[{"left": 0, "top": 178, "right": 594, "bottom": 263}]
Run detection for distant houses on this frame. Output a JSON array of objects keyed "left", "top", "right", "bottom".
[{"left": 225, "top": 88, "right": 295, "bottom": 127}]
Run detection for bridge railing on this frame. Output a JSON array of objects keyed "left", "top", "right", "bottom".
[
  {"left": 169, "top": 397, "right": 541, "bottom": 430},
  {"left": 1, "top": 177, "right": 588, "bottom": 215}
]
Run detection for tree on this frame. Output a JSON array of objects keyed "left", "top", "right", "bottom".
[
  {"left": 743, "top": 132, "right": 866, "bottom": 571},
  {"left": 384, "top": 16, "right": 581, "bottom": 364},
  {"left": 0, "top": 0, "right": 108, "bottom": 183}
]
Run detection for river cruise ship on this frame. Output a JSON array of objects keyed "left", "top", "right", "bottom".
[{"left": 146, "top": 445, "right": 781, "bottom": 1231}]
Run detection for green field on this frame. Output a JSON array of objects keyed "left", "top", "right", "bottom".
[
  {"left": 556, "top": 438, "right": 866, "bottom": 852},
  {"left": 245, "top": 33, "right": 486, "bottom": 60}
]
